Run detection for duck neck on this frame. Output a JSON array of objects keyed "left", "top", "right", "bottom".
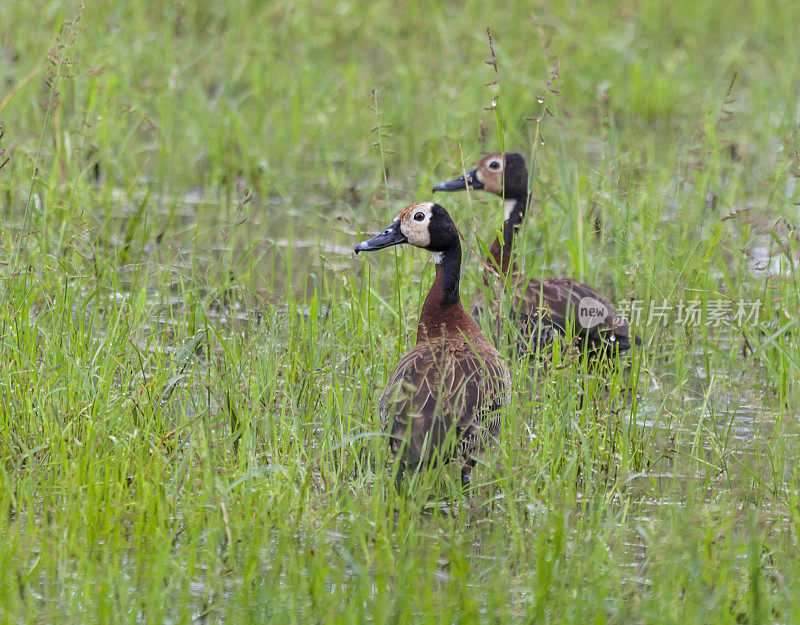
[
  {"left": 488, "top": 191, "right": 528, "bottom": 275},
  {"left": 417, "top": 239, "right": 477, "bottom": 341}
]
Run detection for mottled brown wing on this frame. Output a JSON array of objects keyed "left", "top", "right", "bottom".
[
  {"left": 446, "top": 340, "right": 510, "bottom": 460},
  {"left": 470, "top": 286, "right": 556, "bottom": 351},
  {"left": 379, "top": 347, "right": 441, "bottom": 463},
  {"left": 524, "top": 277, "right": 634, "bottom": 352},
  {"left": 379, "top": 339, "right": 510, "bottom": 467}
]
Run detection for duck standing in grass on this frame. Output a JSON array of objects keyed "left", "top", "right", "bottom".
[
  {"left": 355, "top": 202, "right": 511, "bottom": 489},
  {"left": 433, "top": 152, "right": 638, "bottom": 356}
]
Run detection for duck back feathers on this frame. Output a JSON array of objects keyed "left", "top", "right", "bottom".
[{"left": 380, "top": 332, "right": 509, "bottom": 468}]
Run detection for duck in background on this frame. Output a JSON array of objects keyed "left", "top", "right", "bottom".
[{"left": 433, "top": 152, "right": 639, "bottom": 357}]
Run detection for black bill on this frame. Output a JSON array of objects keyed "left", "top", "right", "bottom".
[
  {"left": 354, "top": 220, "right": 408, "bottom": 254},
  {"left": 432, "top": 168, "right": 483, "bottom": 192}
]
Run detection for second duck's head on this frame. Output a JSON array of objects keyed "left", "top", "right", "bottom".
[
  {"left": 354, "top": 202, "right": 459, "bottom": 259},
  {"left": 432, "top": 152, "right": 528, "bottom": 200}
]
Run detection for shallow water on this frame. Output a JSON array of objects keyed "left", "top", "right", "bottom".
[
  {"left": 85, "top": 186, "right": 796, "bottom": 452},
  {"left": 11, "top": 186, "right": 798, "bottom": 604}
]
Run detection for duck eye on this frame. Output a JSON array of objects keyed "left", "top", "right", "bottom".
[
  {"left": 487, "top": 160, "right": 501, "bottom": 171},
  {"left": 413, "top": 212, "right": 425, "bottom": 221}
]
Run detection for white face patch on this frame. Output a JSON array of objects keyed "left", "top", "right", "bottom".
[
  {"left": 475, "top": 154, "right": 504, "bottom": 194},
  {"left": 398, "top": 202, "right": 434, "bottom": 248},
  {"left": 431, "top": 251, "right": 444, "bottom": 264},
  {"left": 503, "top": 199, "right": 516, "bottom": 222}
]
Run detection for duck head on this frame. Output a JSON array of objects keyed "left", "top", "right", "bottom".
[
  {"left": 355, "top": 202, "right": 458, "bottom": 258},
  {"left": 432, "top": 152, "right": 528, "bottom": 199}
]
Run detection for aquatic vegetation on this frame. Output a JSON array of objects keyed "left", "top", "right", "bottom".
[{"left": 0, "top": 1, "right": 799, "bottom": 622}]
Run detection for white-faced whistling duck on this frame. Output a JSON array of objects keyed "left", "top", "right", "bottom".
[
  {"left": 355, "top": 202, "right": 511, "bottom": 489},
  {"left": 433, "top": 152, "right": 640, "bottom": 357}
]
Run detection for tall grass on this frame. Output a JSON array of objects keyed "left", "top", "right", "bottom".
[{"left": 1, "top": 0, "right": 799, "bottom": 622}]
